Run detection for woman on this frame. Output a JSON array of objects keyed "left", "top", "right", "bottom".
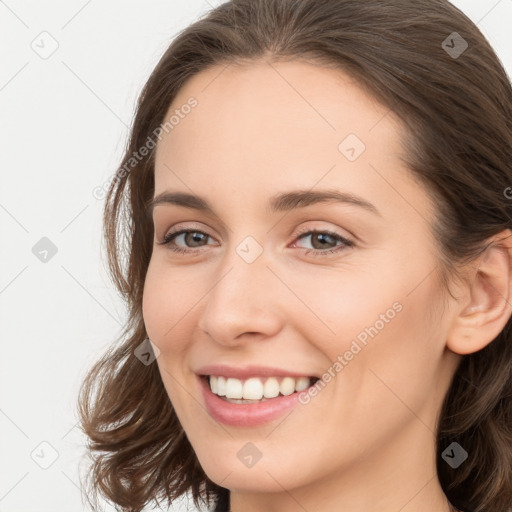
[{"left": 78, "top": 1, "right": 512, "bottom": 511}]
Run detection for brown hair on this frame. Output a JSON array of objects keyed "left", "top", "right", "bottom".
[{"left": 77, "top": 1, "right": 512, "bottom": 511}]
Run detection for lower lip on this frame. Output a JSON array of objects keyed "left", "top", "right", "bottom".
[{"left": 198, "top": 376, "right": 310, "bottom": 427}]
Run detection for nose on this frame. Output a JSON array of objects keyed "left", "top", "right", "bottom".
[{"left": 197, "top": 246, "right": 283, "bottom": 347}]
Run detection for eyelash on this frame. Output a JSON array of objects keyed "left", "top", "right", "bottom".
[{"left": 157, "top": 226, "right": 355, "bottom": 257}]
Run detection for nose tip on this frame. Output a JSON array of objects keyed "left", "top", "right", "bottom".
[{"left": 197, "top": 258, "right": 283, "bottom": 347}]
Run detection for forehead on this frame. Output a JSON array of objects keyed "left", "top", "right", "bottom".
[
  {"left": 156, "top": 59, "right": 401, "bottom": 159},
  {"left": 153, "top": 59, "right": 427, "bottom": 221}
]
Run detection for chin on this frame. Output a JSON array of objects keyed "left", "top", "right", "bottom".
[{"left": 194, "top": 446, "right": 310, "bottom": 494}]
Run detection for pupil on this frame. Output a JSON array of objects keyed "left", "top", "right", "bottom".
[
  {"left": 188, "top": 232, "right": 206, "bottom": 247},
  {"left": 313, "top": 233, "right": 333, "bottom": 249}
]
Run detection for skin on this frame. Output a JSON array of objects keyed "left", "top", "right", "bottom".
[{"left": 142, "top": 59, "right": 512, "bottom": 512}]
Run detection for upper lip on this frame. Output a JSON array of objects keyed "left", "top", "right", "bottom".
[{"left": 196, "top": 364, "right": 319, "bottom": 380}]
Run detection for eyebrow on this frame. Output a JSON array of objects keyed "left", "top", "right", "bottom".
[{"left": 146, "top": 188, "right": 381, "bottom": 217}]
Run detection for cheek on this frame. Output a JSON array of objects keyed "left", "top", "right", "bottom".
[
  {"left": 142, "top": 260, "right": 203, "bottom": 353},
  {"left": 142, "top": 264, "right": 162, "bottom": 341},
  {"left": 142, "top": 261, "right": 179, "bottom": 345},
  {"left": 142, "top": 263, "right": 193, "bottom": 409},
  {"left": 309, "top": 260, "right": 444, "bottom": 404},
  {"left": 338, "top": 281, "right": 446, "bottom": 422},
  {"left": 293, "top": 268, "right": 399, "bottom": 354}
]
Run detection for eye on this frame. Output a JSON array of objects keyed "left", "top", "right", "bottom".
[
  {"left": 157, "top": 226, "right": 355, "bottom": 257},
  {"left": 157, "top": 229, "right": 215, "bottom": 254},
  {"left": 291, "top": 228, "right": 355, "bottom": 257}
]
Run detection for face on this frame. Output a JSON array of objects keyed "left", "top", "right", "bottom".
[{"left": 142, "top": 60, "right": 461, "bottom": 496}]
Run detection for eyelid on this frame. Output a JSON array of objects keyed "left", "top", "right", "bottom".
[
  {"left": 292, "top": 224, "right": 354, "bottom": 243},
  {"left": 159, "top": 222, "right": 352, "bottom": 243},
  {"left": 159, "top": 221, "right": 213, "bottom": 240}
]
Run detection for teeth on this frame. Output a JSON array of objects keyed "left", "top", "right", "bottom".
[
  {"left": 226, "top": 378, "right": 243, "bottom": 399},
  {"left": 280, "top": 377, "right": 295, "bottom": 396},
  {"left": 208, "top": 375, "right": 315, "bottom": 400},
  {"left": 210, "top": 375, "right": 218, "bottom": 394},
  {"left": 295, "top": 376, "right": 310, "bottom": 391},
  {"left": 243, "top": 377, "right": 263, "bottom": 399},
  {"left": 217, "top": 376, "right": 226, "bottom": 396},
  {"left": 263, "top": 377, "right": 280, "bottom": 398}
]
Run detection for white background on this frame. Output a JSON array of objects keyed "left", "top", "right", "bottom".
[{"left": 1, "top": 1, "right": 511, "bottom": 511}]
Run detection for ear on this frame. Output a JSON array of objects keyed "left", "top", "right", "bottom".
[{"left": 446, "top": 229, "right": 512, "bottom": 355}]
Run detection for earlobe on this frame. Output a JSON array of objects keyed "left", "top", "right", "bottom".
[{"left": 446, "top": 230, "right": 512, "bottom": 355}]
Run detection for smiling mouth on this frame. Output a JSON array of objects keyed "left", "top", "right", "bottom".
[{"left": 200, "top": 374, "right": 320, "bottom": 403}]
